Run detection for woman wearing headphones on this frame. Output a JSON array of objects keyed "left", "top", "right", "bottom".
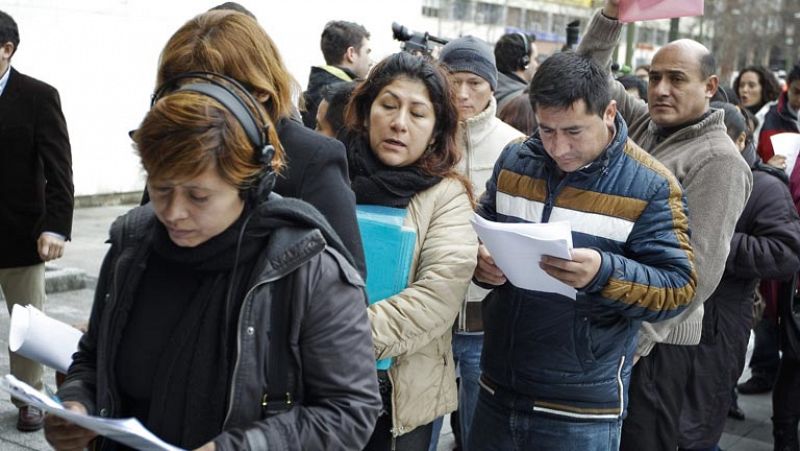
[
  {"left": 145, "top": 8, "right": 367, "bottom": 276},
  {"left": 43, "top": 75, "right": 380, "bottom": 450}
]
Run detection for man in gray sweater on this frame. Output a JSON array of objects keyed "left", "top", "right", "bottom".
[{"left": 578, "top": 1, "right": 753, "bottom": 450}]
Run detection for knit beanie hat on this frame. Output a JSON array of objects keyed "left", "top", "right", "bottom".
[{"left": 438, "top": 36, "right": 498, "bottom": 91}]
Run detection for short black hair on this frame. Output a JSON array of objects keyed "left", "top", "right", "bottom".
[
  {"left": 321, "top": 21, "right": 370, "bottom": 66},
  {"left": 711, "top": 101, "right": 747, "bottom": 144},
  {"left": 0, "top": 10, "right": 19, "bottom": 55},
  {"left": 788, "top": 62, "right": 800, "bottom": 86},
  {"left": 321, "top": 81, "right": 357, "bottom": 137},
  {"left": 699, "top": 52, "right": 716, "bottom": 79},
  {"left": 710, "top": 84, "right": 740, "bottom": 105},
  {"left": 208, "top": 2, "right": 257, "bottom": 19},
  {"left": 530, "top": 52, "right": 611, "bottom": 117},
  {"left": 494, "top": 32, "right": 534, "bottom": 74},
  {"left": 617, "top": 75, "right": 647, "bottom": 102}
]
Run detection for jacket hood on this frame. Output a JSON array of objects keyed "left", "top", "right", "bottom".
[
  {"left": 123, "top": 193, "right": 355, "bottom": 280},
  {"left": 241, "top": 193, "right": 355, "bottom": 274},
  {"left": 495, "top": 71, "right": 527, "bottom": 105}
]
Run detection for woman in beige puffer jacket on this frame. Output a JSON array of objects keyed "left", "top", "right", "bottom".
[{"left": 342, "top": 52, "right": 479, "bottom": 450}]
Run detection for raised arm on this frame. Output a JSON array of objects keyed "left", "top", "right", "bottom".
[{"left": 577, "top": 1, "right": 649, "bottom": 125}]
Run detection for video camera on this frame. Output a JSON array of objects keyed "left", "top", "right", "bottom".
[
  {"left": 564, "top": 20, "right": 580, "bottom": 51},
  {"left": 392, "top": 22, "right": 449, "bottom": 59}
]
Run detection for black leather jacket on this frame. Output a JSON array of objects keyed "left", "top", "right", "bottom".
[{"left": 58, "top": 202, "right": 381, "bottom": 450}]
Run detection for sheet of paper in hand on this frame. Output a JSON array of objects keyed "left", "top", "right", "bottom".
[
  {"left": 471, "top": 213, "right": 576, "bottom": 299},
  {"left": 770, "top": 132, "right": 800, "bottom": 177},
  {"left": 0, "top": 375, "right": 184, "bottom": 451}
]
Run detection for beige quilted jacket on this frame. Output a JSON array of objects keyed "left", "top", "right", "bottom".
[{"left": 368, "top": 177, "right": 479, "bottom": 437}]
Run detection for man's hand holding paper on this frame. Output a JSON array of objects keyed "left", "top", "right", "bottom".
[
  {"left": 474, "top": 244, "right": 507, "bottom": 286},
  {"left": 470, "top": 214, "right": 577, "bottom": 299},
  {"left": 540, "top": 248, "right": 602, "bottom": 289}
]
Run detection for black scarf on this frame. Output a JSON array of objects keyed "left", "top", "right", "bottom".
[
  {"left": 344, "top": 132, "right": 442, "bottom": 207},
  {"left": 138, "top": 195, "right": 354, "bottom": 449},
  {"left": 746, "top": 102, "right": 766, "bottom": 116}
]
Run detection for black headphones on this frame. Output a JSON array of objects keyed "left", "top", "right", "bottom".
[
  {"left": 515, "top": 32, "right": 531, "bottom": 70},
  {"left": 150, "top": 71, "right": 277, "bottom": 201}
]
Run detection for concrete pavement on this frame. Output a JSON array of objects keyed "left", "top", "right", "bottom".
[{"left": 0, "top": 204, "right": 782, "bottom": 450}]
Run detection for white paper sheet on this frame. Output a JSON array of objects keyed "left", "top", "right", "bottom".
[
  {"left": 0, "top": 375, "right": 184, "bottom": 451},
  {"left": 9, "top": 304, "right": 83, "bottom": 374},
  {"left": 771, "top": 132, "right": 800, "bottom": 177},
  {"left": 471, "top": 214, "right": 577, "bottom": 299}
]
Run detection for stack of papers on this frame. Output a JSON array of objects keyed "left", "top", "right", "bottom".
[
  {"left": 357, "top": 205, "right": 417, "bottom": 370},
  {"left": 0, "top": 375, "right": 183, "bottom": 450},
  {"left": 470, "top": 214, "right": 576, "bottom": 299}
]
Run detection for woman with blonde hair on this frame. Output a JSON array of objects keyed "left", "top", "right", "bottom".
[
  {"left": 148, "top": 9, "right": 366, "bottom": 274},
  {"left": 44, "top": 75, "right": 380, "bottom": 450}
]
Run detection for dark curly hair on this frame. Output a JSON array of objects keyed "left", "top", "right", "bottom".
[{"left": 733, "top": 66, "right": 781, "bottom": 109}]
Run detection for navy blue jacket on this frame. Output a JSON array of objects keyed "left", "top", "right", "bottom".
[{"left": 476, "top": 115, "right": 696, "bottom": 421}]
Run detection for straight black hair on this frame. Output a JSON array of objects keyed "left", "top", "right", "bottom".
[
  {"left": 0, "top": 10, "right": 19, "bottom": 55},
  {"left": 529, "top": 52, "right": 611, "bottom": 117}
]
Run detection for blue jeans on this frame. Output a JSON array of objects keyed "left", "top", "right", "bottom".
[
  {"left": 468, "top": 390, "right": 622, "bottom": 451},
  {"left": 428, "top": 333, "right": 483, "bottom": 451},
  {"left": 452, "top": 333, "right": 483, "bottom": 450}
]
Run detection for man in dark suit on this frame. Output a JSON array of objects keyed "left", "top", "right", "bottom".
[{"left": 0, "top": 10, "right": 73, "bottom": 432}]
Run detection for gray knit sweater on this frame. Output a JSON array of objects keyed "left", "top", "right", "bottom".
[{"left": 578, "top": 11, "right": 753, "bottom": 356}]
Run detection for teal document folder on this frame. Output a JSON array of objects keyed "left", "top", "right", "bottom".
[{"left": 356, "top": 205, "right": 416, "bottom": 370}]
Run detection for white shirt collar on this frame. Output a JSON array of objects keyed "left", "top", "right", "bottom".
[{"left": 0, "top": 65, "right": 11, "bottom": 97}]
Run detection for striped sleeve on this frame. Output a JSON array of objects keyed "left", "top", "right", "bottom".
[{"left": 584, "top": 171, "right": 697, "bottom": 322}]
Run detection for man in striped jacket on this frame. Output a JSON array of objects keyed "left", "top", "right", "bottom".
[{"left": 469, "top": 51, "right": 697, "bottom": 450}]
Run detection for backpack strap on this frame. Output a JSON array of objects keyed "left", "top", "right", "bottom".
[
  {"left": 109, "top": 205, "right": 156, "bottom": 251},
  {"left": 262, "top": 283, "right": 298, "bottom": 416}
]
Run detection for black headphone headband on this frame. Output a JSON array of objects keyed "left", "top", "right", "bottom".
[
  {"left": 149, "top": 71, "right": 276, "bottom": 199},
  {"left": 151, "top": 71, "right": 267, "bottom": 152},
  {"left": 515, "top": 32, "right": 529, "bottom": 52},
  {"left": 513, "top": 32, "right": 530, "bottom": 69}
]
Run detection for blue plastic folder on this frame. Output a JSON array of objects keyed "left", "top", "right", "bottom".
[{"left": 356, "top": 205, "right": 416, "bottom": 370}]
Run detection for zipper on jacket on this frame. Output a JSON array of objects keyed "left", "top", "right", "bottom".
[
  {"left": 508, "top": 294, "right": 523, "bottom": 388},
  {"left": 388, "top": 367, "right": 403, "bottom": 438},
  {"left": 616, "top": 355, "right": 626, "bottom": 416},
  {"left": 542, "top": 171, "right": 573, "bottom": 223},
  {"left": 464, "top": 122, "right": 473, "bottom": 182},
  {"left": 222, "top": 266, "right": 300, "bottom": 427}
]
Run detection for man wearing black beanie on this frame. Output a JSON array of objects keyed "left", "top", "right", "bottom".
[{"left": 436, "top": 35, "right": 523, "bottom": 451}]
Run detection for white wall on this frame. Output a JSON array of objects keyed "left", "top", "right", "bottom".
[{"left": 0, "top": 0, "right": 422, "bottom": 195}]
